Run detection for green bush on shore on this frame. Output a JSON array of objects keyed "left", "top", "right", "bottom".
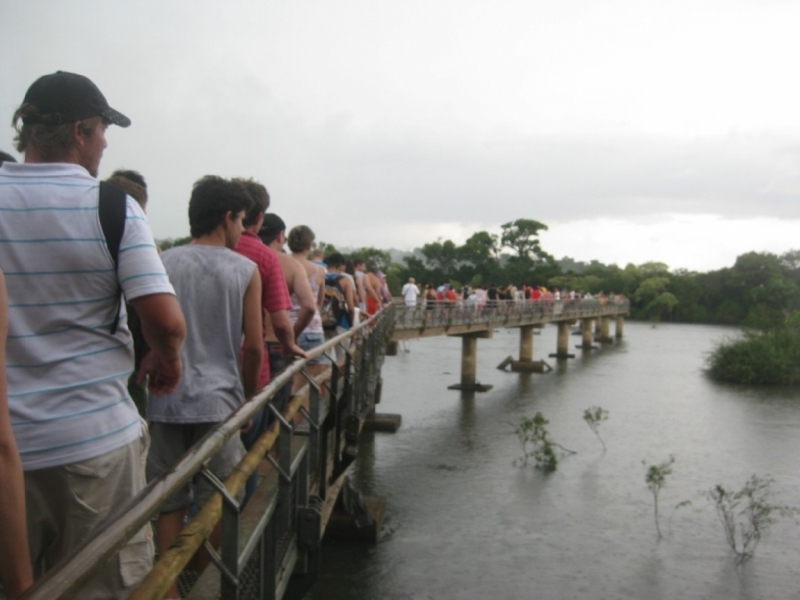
[{"left": 707, "top": 328, "right": 800, "bottom": 385}]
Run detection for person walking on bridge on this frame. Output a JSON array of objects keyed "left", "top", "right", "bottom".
[
  {"left": 402, "top": 277, "right": 420, "bottom": 307},
  {"left": 146, "top": 176, "right": 263, "bottom": 600},
  {"left": 0, "top": 71, "right": 186, "bottom": 598}
]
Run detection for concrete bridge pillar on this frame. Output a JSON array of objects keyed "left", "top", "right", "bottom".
[
  {"left": 448, "top": 331, "right": 493, "bottom": 392},
  {"left": 548, "top": 321, "right": 575, "bottom": 359},
  {"left": 597, "top": 316, "right": 613, "bottom": 344},
  {"left": 615, "top": 316, "right": 624, "bottom": 338},
  {"left": 519, "top": 325, "right": 534, "bottom": 362},
  {"left": 580, "top": 318, "right": 594, "bottom": 349},
  {"left": 503, "top": 325, "right": 549, "bottom": 373}
]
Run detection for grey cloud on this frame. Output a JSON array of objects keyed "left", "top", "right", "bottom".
[{"left": 102, "top": 100, "right": 800, "bottom": 245}]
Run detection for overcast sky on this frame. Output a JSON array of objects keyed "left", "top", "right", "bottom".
[{"left": 2, "top": 0, "right": 800, "bottom": 272}]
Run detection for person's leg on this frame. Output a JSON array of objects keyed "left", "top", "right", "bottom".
[
  {"left": 23, "top": 432, "right": 155, "bottom": 599},
  {"left": 154, "top": 509, "right": 186, "bottom": 600},
  {"left": 146, "top": 422, "right": 192, "bottom": 600},
  {"left": 192, "top": 425, "right": 246, "bottom": 572},
  {"left": 241, "top": 406, "right": 269, "bottom": 505}
]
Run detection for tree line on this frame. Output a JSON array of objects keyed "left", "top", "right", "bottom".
[{"left": 161, "top": 218, "right": 800, "bottom": 328}]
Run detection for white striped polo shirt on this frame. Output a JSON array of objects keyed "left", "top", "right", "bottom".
[{"left": 0, "top": 162, "right": 175, "bottom": 470}]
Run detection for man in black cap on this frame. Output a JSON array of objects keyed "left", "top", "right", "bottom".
[{"left": 0, "top": 72, "right": 186, "bottom": 598}]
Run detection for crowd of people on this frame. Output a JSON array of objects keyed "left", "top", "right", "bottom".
[
  {"left": 400, "top": 279, "right": 626, "bottom": 311},
  {"left": 0, "top": 71, "right": 389, "bottom": 599}
]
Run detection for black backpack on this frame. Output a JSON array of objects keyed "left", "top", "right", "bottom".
[
  {"left": 322, "top": 274, "right": 347, "bottom": 331},
  {"left": 98, "top": 181, "right": 127, "bottom": 335}
]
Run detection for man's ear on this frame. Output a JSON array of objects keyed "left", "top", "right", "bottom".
[{"left": 72, "top": 121, "right": 86, "bottom": 148}]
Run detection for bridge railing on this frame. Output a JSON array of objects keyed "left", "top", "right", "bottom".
[
  {"left": 393, "top": 298, "right": 630, "bottom": 330},
  {"left": 21, "top": 305, "right": 396, "bottom": 600}
]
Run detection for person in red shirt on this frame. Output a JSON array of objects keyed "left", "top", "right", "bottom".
[
  {"left": 233, "top": 179, "right": 305, "bottom": 386},
  {"left": 232, "top": 179, "right": 306, "bottom": 503}
]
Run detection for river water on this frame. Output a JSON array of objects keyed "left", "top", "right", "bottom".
[{"left": 307, "top": 322, "right": 800, "bottom": 600}]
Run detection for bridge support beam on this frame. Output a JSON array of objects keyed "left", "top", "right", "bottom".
[
  {"left": 519, "top": 324, "right": 534, "bottom": 362},
  {"left": 615, "top": 316, "right": 624, "bottom": 338},
  {"left": 597, "top": 316, "right": 613, "bottom": 344},
  {"left": 578, "top": 318, "right": 595, "bottom": 350},
  {"left": 448, "top": 331, "right": 493, "bottom": 392},
  {"left": 549, "top": 321, "right": 575, "bottom": 359},
  {"left": 504, "top": 325, "right": 549, "bottom": 372}
]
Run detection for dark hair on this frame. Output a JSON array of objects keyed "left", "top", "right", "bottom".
[
  {"left": 106, "top": 175, "right": 147, "bottom": 209},
  {"left": 325, "top": 252, "right": 346, "bottom": 268},
  {"left": 189, "top": 175, "right": 253, "bottom": 238},
  {"left": 345, "top": 259, "right": 355, "bottom": 276},
  {"left": 258, "top": 213, "right": 285, "bottom": 245},
  {"left": 111, "top": 169, "right": 146, "bottom": 190},
  {"left": 287, "top": 225, "right": 315, "bottom": 253},
  {"left": 352, "top": 257, "right": 365, "bottom": 267},
  {"left": 107, "top": 169, "right": 148, "bottom": 209},
  {"left": 233, "top": 178, "right": 270, "bottom": 227},
  {"left": 0, "top": 151, "right": 17, "bottom": 165}
]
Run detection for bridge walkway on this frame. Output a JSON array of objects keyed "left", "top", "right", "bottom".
[{"left": 21, "top": 308, "right": 395, "bottom": 600}]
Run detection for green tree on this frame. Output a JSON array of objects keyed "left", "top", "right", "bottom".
[
  {"left": 633, "top": 276, "right": 670, "bottom": 305},
  {"left": 421, "top": 239, "right": 459, "bottom": 278},
  {"left": 459, "top": 231, "right": 499, "bottom": 268},
  {"left": 158, "top": 236, "right": 192, "bottom": 250},
  {"left": 500, "top": 219, "right": 552, "bottom": 263},
  {"left": 314, "top": 240, "right": 338, "bottom": 255},
  {"left": 646, "top": 291, "right": 679, "bottom": 322},
  {"left": 350, "top": 247, "right": 393, "bottom": 271}
]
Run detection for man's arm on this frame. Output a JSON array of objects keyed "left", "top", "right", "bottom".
[
  {"left": 263, "top": 248, "right": 307, "bottom": 358},
  {"left": 290, "top": 260, "right": 316, "bottom": 337},
  {"left": 241, "top": 270, "right": 264, "bottom": 400},
  {"left": 315, "top": 266, "right": 325, "bottom": 310},
  {"left": 341, "top": 276, "right": 356, "bottom": 326},
  {"left": 0, "top": 271, "right": 33, "bottom": 599},
  {"left": 356, "top": 275, "right": 367, "bottom": 305},
  {"left": 131, "top": 293, "right": 186, "bottom": 396},
  {"left": 271, "top": 310, "right": 308, "bottom": 358}
]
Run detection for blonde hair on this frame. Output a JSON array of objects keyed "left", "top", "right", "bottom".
[{"left": 12, "top": 103, "right": 103, "bottom": 161}]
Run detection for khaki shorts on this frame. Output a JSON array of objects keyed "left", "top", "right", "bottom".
[
  {"left": 22, "top": 423, "right": 154, "bottom": 599},
  {"left": 146, "top": 422, "right": 245, "bottom": 514}
]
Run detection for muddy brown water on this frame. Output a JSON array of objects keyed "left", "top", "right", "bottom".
[{"left": 307, "top": 322, "right": 800, "bottom": 600}]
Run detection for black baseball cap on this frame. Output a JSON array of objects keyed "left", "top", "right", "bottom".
[{"left": 21, "top": 71, "right": 131, "bottom": 128}]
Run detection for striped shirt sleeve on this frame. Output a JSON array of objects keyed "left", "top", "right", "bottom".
[{"left": 117, "top": 198, "right": 174, "bottom": 300}]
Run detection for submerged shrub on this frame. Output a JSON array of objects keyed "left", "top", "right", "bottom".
[
  {"left": 705, "top": 475, "right": 798, "bottom": 565},
  {"left": 514, "top": 412, "right": 575, "bottom": 472},
  {"left": 707, "top": 329, "right": 800, "bottom": 385}
]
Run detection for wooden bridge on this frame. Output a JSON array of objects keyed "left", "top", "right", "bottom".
[{"left": 19, "top": 299, "right": 628, "bottom": 600}]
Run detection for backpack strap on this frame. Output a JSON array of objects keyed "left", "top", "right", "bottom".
[{"left": 98, "top": 181, "right": 128, "bottom": 334}]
